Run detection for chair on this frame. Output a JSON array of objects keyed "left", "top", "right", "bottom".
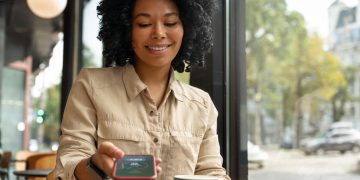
[
  {"left": 15, "top": 151, "right": 39, "bottom": 171},
  {"left": 26, "top": 153, "right": 56, "bottom": 170},
  {"left": 0, "top": 168, "right": 7, "bottom": 180},
  {"left": 0, "top": 151, "right": 12, "bottom": 180},
  {"left": 13, "top": 152, "right": 56, "bottom": 180},
  {"left": 25, "top": 152, "right": 56, "bottom": 180},
  {"left": 45, "top": 170, "right": 55, "bottom": 180}
]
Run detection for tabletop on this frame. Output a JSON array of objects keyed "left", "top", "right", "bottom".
[{"left": 13, "top": 169, "right": 51, "bottom": 178}]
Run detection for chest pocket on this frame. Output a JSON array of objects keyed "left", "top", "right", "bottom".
[
  {"left": 97, "top": 121, "right": 148, "bottom": 154},
  {"left": 168, "top": 130, "right": 203, "bottom": 175}
]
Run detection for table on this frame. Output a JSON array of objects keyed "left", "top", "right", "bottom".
[{"left": 13, "top": 169, "right": 51, "bottom": 180}]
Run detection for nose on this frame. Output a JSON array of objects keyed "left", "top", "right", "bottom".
[{"left": 151, "top": 23, "right": 166, "bottom": 39}]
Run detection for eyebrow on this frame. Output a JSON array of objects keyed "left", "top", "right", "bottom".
[{"left": 134, "top": 12, "right": 179, "bottom": 19}]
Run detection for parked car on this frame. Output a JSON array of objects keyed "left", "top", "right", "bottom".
[
  {"left": 328, "top": 121, "right": 354, "bottom": 132},
  {"left": 248, "top": 141, "right": 268, "bottom": 168},
  {"left": 301, "top": 129, "right": 360, "bottom": 155}
]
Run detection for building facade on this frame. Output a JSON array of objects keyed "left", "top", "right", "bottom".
[{"left": 328, "top": 0, "right": 360, "bottom": 129}]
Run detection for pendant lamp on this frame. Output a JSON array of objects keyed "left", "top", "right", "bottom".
[{"left": 27, "top": 0, "right": 67, "bottom": 19}]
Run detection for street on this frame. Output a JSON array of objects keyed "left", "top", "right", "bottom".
[{"left": 249, "top": 148, "right": 360, "bottom": 180}]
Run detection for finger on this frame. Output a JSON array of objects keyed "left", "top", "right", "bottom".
[
  {"left": 99, "top": 141, "right": 125, "bottom": 159},
  {"left": 156, "top": 166, "right": 162, "bottom": 173},
  {"left": 95, "top": 142, "right": 124, "bottom": 176},
  {"left": 155, "top": 158, "right": 162, "bottom": 165}
]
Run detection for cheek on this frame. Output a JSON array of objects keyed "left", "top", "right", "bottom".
[
  {"left": 131, "top": 30, "right": 139, "bottom": 46},
  {"left": 131, "top": 29, "right": 146, "bottom": 47},
  {"left": 176, "top": 28, "right": 184, "bottom": 43},
  {"left": 175, "top": 32, "right": 184, "bottom": 47}
]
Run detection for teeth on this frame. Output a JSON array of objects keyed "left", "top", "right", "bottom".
[{"left": 148, "top": 46, "right": 168, "bottom": 51}]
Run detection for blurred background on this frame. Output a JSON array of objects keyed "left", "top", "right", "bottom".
[
  {"left": 2, "top": 0, "right": 360, "bottom": 179},
  {"left": 247, "top": 0, "right": 360, "bottom": 179}
]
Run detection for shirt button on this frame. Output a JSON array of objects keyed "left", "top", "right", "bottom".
[
  {"left": 150, "top": 110, "right": 155, "bottom": 115},
  {"left": 153, "top": 137, "right": 159, "bottom": 143}
]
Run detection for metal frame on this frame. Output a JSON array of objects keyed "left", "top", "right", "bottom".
[
  {"left": 189, "top": 0, "right": 227, "bottom": 163},
  {"left": 0, "top": 0, "right": 5, "bottom": 149},
  {"left": 61, "top": 0, "right": 84, "bottom": 120},
  {"left": 190, "top": 0, "right": 247, "bottom": 179},
  {"left": 227, "top": 0, "right": 247, "bottom": 179}
]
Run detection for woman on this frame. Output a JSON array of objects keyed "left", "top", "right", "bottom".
[{"left": 54, "top": 0, "right": 230, "bottom": 179}]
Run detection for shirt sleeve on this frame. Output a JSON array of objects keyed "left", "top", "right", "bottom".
[
  {"left": 54, "top": 69, "right": 98, "bottom": 180},
  {"left": 195, "top": 94, "right": 231, "bottom": 180}
]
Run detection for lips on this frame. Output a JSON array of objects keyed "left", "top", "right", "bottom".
[{"left": 146, "top": 44, "right": 172, "bottom": 53}]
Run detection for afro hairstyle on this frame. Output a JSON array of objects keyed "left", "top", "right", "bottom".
[{"left": 97, "top": 0, "right": 218, "bottom": 72}]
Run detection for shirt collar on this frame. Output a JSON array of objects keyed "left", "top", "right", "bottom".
[
  {"left": 169, "top": 70, "right": 187, "bottom": 102},
  {"left": 122, "top": 64, "right": 186, "bottom": 101},
  {"left": 122, "top": 64, "right": 147, "bottom": 100}
]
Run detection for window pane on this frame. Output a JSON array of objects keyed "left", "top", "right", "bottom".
[
  {"left": 82, "top": 0, "right": 103, "bottom": 68},
  {"left": 247, "top": 0, "right": 360, "bottom": 179}
]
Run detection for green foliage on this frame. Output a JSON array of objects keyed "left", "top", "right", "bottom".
[
  {"left": 83, "top": 44, "right": 99, "bottom": 68},
  {"left": 331, "top": 66, "right": 357, "bottom": 122},
  {"left": 246, "top": 0, "right": 307, "bottom": 126},
  {"left": 43, "top": 84, "right": 61, "bottom": 145},
  {"left": 30, "top": 84, "right": 60, "bottom": 148},
  {"left": 30, "top": 44, "right": 98, "bottom": 149},
  {"left": 246, "top": 0, "right": 348, "bottom": 144},
  {"left": 175, "top": 71, "right": 190, "bottom": 84}
]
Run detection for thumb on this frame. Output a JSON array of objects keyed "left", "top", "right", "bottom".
[{"left": 98, "top": 141, "right": 124, "bottom": 159}]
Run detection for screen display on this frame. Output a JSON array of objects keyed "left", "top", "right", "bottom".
[{"left": 115, "top": 155, "right": 155, "bottom": 177}]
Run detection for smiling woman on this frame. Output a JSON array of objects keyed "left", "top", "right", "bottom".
[
  {"left": 131, "top": 0, "right": 184, "bottom": 71},
  {"left": 97, "top": 0, "right": 217, "bottom": 72},
  {"left": 53, "top": 0, "right": 230, "bottom": 180}
]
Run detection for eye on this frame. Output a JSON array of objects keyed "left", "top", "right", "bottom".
[
  {"left": 164, "top": 22, "right": 177, "bottom": 27},
  {"left": 137, "top": 23, "right": 151, "bottom": 28}
]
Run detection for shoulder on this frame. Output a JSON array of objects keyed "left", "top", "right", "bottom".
[
  {"left": 173, "top": 80, "right": 213, "bottom": 109},
  {"left": 77, "top": 66, "right": 125, "bottom": 88}
]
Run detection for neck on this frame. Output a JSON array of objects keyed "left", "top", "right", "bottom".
[
  {"left": 134, "top": 63, "right": 171, "bottom": 107},
  {"left": 134, "top": 64, "right": 171, "bottom": 86}
]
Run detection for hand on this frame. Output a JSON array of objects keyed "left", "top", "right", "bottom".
[
  {"left": 92, "top": 142, "right": 162, "bottom": 176},
  {"left": 92, "top": 141, "right": 125, "bottom": 176},
  {"left": 155, "top": 158, "right": 162, "bottom": 173}
]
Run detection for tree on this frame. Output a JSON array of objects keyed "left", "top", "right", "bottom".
[
  {"left": 293, "top": 36, "right": 345, "bottom": 144},
  {"left": 83, "top": 44, "right": 98, "bottom": 68},
  {"left": 43, "top": 85, "right": 60, "bottom": 145},
  {"left": 246, "top": 0, "right": 310, "bottom": 145},
  {"left": 331, "top": 66, "right": 356, "bottom": 122},
  {"left": 246, "top": 0, "right": 290, "bottom": 145},
  {"left": 273, "top": 34, "right": 346, "bottom": 146},
  {"left": 246, "top": 0, "right": 347, "bottom": 147}
]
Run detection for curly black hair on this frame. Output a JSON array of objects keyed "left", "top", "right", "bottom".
[{"left": 97, "top": 0, "right": 218, "bottom": 72}]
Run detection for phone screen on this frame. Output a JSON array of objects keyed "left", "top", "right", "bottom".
[{"left": 115, "top": 155, "right": 155, "bottom": 177}]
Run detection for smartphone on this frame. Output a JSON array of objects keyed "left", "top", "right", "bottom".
[{"left": 113, "top": 154, "right": 157, "bottom": 180}]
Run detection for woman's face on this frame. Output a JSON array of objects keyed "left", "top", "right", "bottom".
[{"left": 132, "top": 0, "right": 183, "bottom": 69}]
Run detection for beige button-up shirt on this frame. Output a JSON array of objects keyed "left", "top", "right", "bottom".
[{"left": 54, "top": 64, "right": 229, "bottom": 180}]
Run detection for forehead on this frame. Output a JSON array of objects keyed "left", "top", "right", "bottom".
[{"left": 133, "top": 0, "right": 179, "bottom": 15}]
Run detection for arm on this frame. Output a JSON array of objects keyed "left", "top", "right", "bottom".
[
  {"left": 53, "top": 69, "right": 160, "bottom": 179},
  {"left": 54, "top": 70, "right": 123, "bottom": 179},
  {"left": 195, "top": 95, "right": 231, "bottom": 180},
  {"left": 54, "top": 69, "right": 97, "bottom": 180},
  {"left": 74, "top": 142, "right": 124, "bottom": 180}
]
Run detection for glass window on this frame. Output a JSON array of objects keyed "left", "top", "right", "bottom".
[
  {"left": 1, "top": 67, "right": 25, "bottom": 153},
  {"left": 247, "top": 0, "right": 360, "bottom": 179},
  {"left": 82, "top": 0, "right": 103, "bottom": 68}
]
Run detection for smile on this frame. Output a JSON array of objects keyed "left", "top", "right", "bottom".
[{"left": 146, "top": 44, "right": 171, "bottom": 52}]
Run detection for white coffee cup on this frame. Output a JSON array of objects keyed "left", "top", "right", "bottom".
[{"left": 174, "top": 175, "right": 222, "bottom": 180}]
